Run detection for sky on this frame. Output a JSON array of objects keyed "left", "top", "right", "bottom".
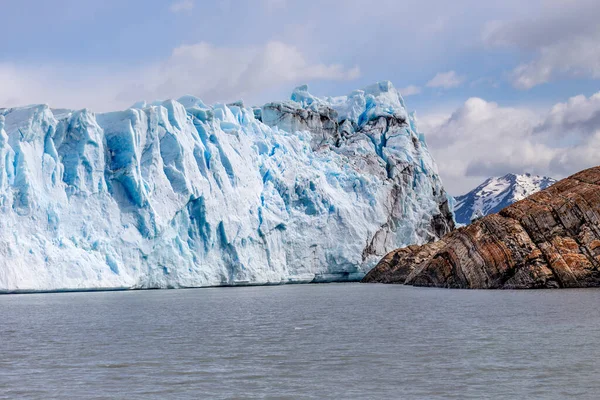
[{"left": 0, "top": 0, "right": 599, "bottom": 194}]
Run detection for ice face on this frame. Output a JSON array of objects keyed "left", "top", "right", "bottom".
[{"left": 0, "top": 82, "right": 454, "bottom": 292}]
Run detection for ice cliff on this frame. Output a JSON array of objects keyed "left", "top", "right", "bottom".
[{"left": 0, "top": 81, "right": 454, "bottom": 292}]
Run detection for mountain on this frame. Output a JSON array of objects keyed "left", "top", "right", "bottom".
[
  {"left": 0, "top": 81, "right": 454, "bottom": 292},
  {"left": 363, "top": 166, "right": 600, "bottom": 289},
  {"left": 453, "top": 173, "right": 556, "bottom": 225}
]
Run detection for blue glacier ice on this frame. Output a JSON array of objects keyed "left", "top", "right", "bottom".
[{"left": 0, "top": 81, "right": 454, "bottom": 292}]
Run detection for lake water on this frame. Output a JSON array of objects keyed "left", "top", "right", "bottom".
[{"left": 1, "top": 283, "right": 600, "bottom": 399}]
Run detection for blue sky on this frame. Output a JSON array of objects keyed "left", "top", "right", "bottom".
[{"left": 1, "top": 0, "right": 599, "bottom": 193}]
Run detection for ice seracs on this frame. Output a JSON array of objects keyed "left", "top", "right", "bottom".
[
  {"left": 454, "top": 173, "right": 556, "bottom": 225},
  {"left": 0, "top": 81, "right": 454, "bottom": 292}
]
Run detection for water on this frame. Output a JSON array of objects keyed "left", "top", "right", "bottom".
[{"left": 1, "top": 283, "right": 600, "bottom": 399}]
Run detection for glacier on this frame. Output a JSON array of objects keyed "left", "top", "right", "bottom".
[{"left": 0, "top": 81, "right": 454, "bottom": 292}]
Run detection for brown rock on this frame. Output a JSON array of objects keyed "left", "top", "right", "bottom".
[{"left": 362, "top": 166, "right": 600, "bottom": 289}]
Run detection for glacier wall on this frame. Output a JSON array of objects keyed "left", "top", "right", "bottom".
[{"left": 0, "top": 81, "right": 454, "bottom": 292}]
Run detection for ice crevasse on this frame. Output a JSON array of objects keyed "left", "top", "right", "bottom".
[{"left": 0, "top": 81, "right": 454, "bottom": 292}]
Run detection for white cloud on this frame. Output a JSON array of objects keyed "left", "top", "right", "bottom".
[
  {"left": 169, "top": 0, "right": 194, "bottom": 13},
  {"left": 420, "top": 91, "right": 600, "bottom": 194},
  {"left": 399, "top": 85, "right": 421, "bottom": 97},
  {"left": 425, "top": 71, "right": 465, "bottom": 89},
  {"left": 132, "top": 41, "right": 360, "bottom": 106},
  {"left": 510, "top": 35, "right": 600, "bottom": 89},
  {"left": 483, "top": 0, "right": 600, "bottom": 89},
  {"left": 0, "top": 41, "right": 359, "bottom": 112},
  {"left": 534, "top": 92, "right": 600, "bottom": 139}
]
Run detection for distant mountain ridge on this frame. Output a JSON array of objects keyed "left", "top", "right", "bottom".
[{"left": 453, "top": 173, "right": 556, "bottom": 225}]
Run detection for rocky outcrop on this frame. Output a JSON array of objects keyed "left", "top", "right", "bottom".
[{"left": 363, "top": 166, "right": 600, "bottom": 289}]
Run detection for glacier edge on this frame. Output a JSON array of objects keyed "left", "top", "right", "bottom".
[{"left": 0, "top": 81, "right": 454, "bottom": 292}]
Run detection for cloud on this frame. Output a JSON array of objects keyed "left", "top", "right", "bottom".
[
  {"left": 510, "top": 35, "right": 600, "bottom": 89},
  {"left": 143, "top": 41, "right": 360, "bottom": 103},
  {"left": 483, "top": 0, "right": 600, "bottom": 89},
  {"left": 399, "top": 85, "right": 421, "bottom": 97},
  {"left": 534, "top": 92, "right": 600, "bottom": 139},
  {"left": 170, "top": 0, "right": 194, "bottom": 13},
  {"left": 0, "top": 41, "right": 359, "bottom": 112},
  {"left": 419, "top": 98, "right": 545, "bottom": 193},
  {"left": 482, "top": 0, "right": 600, "bottom": 50},
  {"left": 420, "top": 91, "right": 600, "bottom": 194},
  {"left": 425, "top": 71, "right": 465, "bottom": 89}
]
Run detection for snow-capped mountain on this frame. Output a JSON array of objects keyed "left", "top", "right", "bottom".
[
  {"left": 453, "top": 173, "right": 556, "bottom": 225},
  {"left": 0, "top": 81, "right": 454, "bottom": 292}
]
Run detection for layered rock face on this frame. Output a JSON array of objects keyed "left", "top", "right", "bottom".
[
  {"left": 0, "top": 81, "right": 454, "bottom": 292},
  {"left": 363, "top": 166, "right": 600, "bottom": 289}
]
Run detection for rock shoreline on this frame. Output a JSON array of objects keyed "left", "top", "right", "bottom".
[{"left": 363, "top": 166, "right": 600, "bottom": 289}]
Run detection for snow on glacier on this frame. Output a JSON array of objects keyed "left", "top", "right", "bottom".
[{"left": 0, "top": 81, "right": 453, "bottom": 292}]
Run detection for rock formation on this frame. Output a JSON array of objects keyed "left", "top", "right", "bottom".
[{"left": 363, "top": 166, "right": 600, "bottom": 289}]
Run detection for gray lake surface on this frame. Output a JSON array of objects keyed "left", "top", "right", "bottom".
[{"left": 1, "top": 283, "right": 600, "bottom": 399}]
